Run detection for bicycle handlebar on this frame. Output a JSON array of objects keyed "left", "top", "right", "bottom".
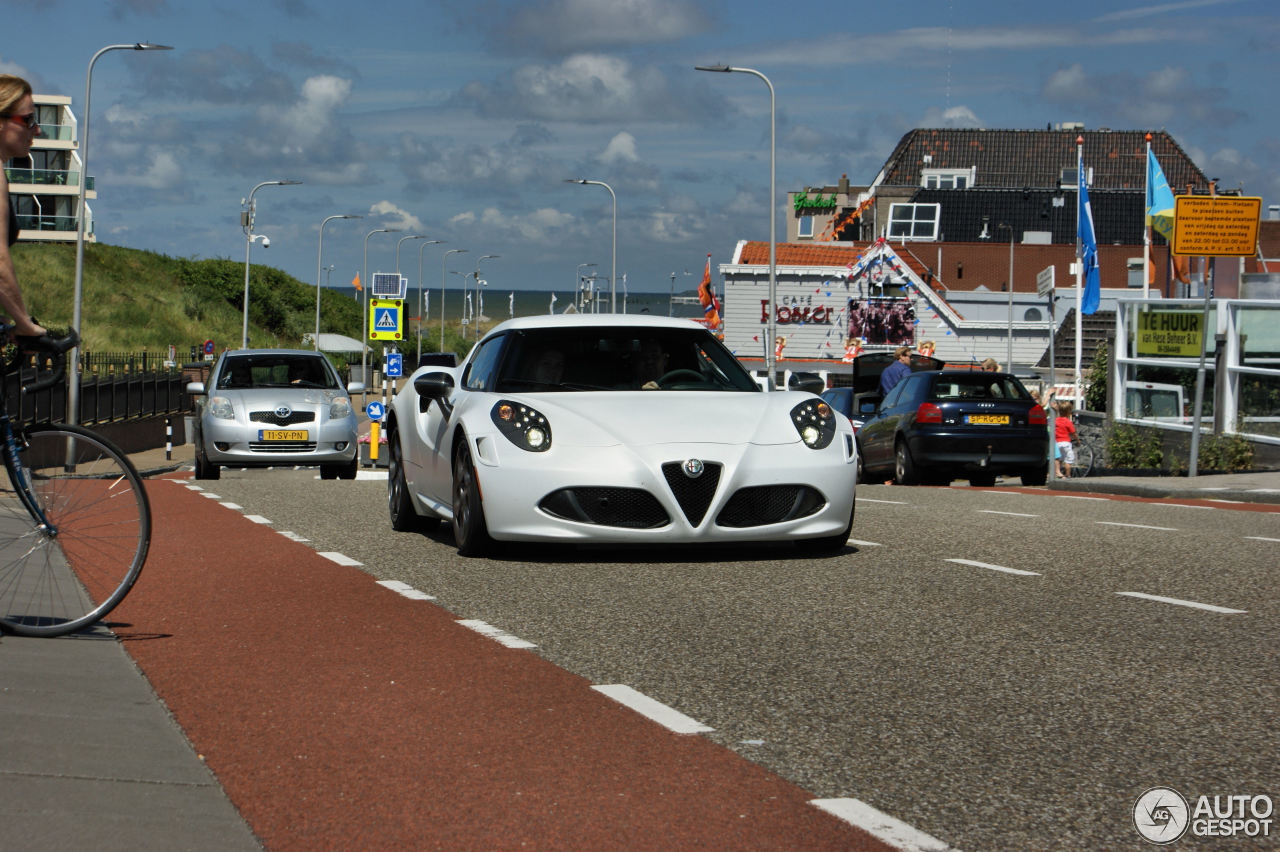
[{"left": 15, "top": 330, "right": 80, "bottom": 396}]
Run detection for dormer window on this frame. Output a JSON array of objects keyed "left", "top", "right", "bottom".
[
  {"left": 921, "top": 167, "right": 975, "bottom": 190},
  {"left": 887, "top": 202, "right": 940, "bottom": 241}
]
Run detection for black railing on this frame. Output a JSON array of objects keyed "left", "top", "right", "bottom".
[{"left": 4, "top": 351, "right": 192, "bottom": 427}]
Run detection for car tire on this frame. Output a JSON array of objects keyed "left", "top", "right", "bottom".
[
  {"left": 1021, "top": 465, "right": 1048, "bottom": 486},
  {"left": 320, "top": 464, "right": 338, "bottom": 480},
  {"left": 452, "top": 440, "right": 493, "bottom": 557},
  {"left": 855, "top": 448, "right": 866, "bottom": 484},
  {"left": 389, "top": 434, "right": 437, "bottom": 532},
  {"left": 968, "top": 473, "right": 997, "bottom": 488},
  {"left": 194, "top": 443, "right": 220, "bottom": 480},
  {"left": 894, "top": 439, "right": 919, "bottom": 486}
]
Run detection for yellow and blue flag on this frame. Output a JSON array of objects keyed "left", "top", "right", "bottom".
[{"left": 1146, "top": 149, "right": 1176, "bottom": 242}]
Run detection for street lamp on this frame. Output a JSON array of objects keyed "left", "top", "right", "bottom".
[
  {"left": 315, "top": 214, "right": 362, "bottom": 350},
  {"left": 416, "top": 239, "right": 444, "bottom": 359},
  {"left": 998, "top": 223, "right": 1015, "bottom": 369},
  {"left": 471, "top": 255, "right": 499, "bottom": 338},
  {"left": 362, "top": 227, "right": 401, "bottom": 388},
  {"left": 564, "top": 179, "right": 616, "bottom": 313},
  {"left": 441, "top": 249, "right": 468, "bottom": 351},
  {"left": 695, "top": 63, "right": 775, "bottom": 382},
  {"left": 242, "top": 179, "right": 303, "bottom": 348},
  {"left": 69, "top": 42, "right": 172, "bottom": 430}
]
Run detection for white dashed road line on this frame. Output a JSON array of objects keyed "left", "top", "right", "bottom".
[
  {"left": 858, "top": 498, "right": 910, "bottom": 505},
  {"left": 1116, "top": 592, "right": 1247, "bottom": 614},
  {"left": 977, "top": 510, "right": 1040, "bottom": 518},
  {"left": 945, "top": 558, "right": 1041, "bottom": 577},
  {"left": 810, "top": 798, "right": 955, "bottom": 852},
  {"left": 591, "top": 684, "right": 714, "bottom": 735},
  {"left": 377, "top": 580, "right": 436, "bottom": 600},
  {"left": 457, "top": 619, "right": 537, "bottom": 649},
  {"left": 1246, "top": 536, "right": 1280, "bottom": 542},
  {"left": 1097, "top": 521, "right": 1178, "bottom": 531},
  {"left": 319, "top": 552, "right": 363, "bottom": 567},
  {"left": 278, "top": 531, "right": 309, "bottom": 542},
  {"left": 244, "top": 515, "right": 272, "bottom": 524},
  {"left": 847, "top": 539, "right": 882, "bottom": 547}
]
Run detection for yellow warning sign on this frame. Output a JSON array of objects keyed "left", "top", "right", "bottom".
[
  {"left": 1171, "top": 196, "right": 1261, "bottom": 257},
  {"left": 369, "top": 298, "right": 403, "bottom": 341},
  {"left": 1136, "top": 310, "right": 1203, "bottom": 357}
]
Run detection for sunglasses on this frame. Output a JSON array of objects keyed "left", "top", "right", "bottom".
[{"left": 5, "top": 112, "right": 39, "bottom": 130}]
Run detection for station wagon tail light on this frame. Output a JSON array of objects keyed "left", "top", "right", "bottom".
[
  {"left": 330, "top": 396, "right": 353, "bottom": 419},
  {"left": 491, "top": 400, "right": 552, "bottom": 452},
  {"left": 916, "top": 402, "right": 942, "bottom": 424},
  {"left": 208, "top": 395, "right": 235, "bottom": 420},
  {"left": 790, "top": 399, "right": 836, "bottom": 449},
  {"left": 1029, "top": 404, "right": 1047, "bottom": 425}
]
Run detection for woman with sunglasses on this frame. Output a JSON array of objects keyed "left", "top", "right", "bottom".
[{"left": 0, "top": 75, "right": 49, "bottom": 338}]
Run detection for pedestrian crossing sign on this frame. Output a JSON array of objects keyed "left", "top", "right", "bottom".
[{"left": 368, "top": 298, "right": 403, "bottom": 341}]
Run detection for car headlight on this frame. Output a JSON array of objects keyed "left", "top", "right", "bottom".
[
  {"left": 791, "top": 399, "right": 836, "bottom": 449},
  {"left": 330, "top": 395, "right": 353, "bottom": 419},
  {"left": 208, "top": 395, "right": 235, "bottom": 420},
  {"left": 491, "top": 400, "right": 552, "bottom": 452}
]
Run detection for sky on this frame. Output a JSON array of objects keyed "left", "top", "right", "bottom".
[{"left": 5, "top": 0, "right": 1278, "bottom": 299}]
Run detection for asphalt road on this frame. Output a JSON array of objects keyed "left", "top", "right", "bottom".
[{"left": 189, "top": 468, "right": 1280, "bottom": 850}]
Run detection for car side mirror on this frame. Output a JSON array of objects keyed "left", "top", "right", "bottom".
[
  {"left": 186, "top": 381, "right": 206, "bottom": 395},
  {"left": 346, "top": 381, "right": 365, "bottom": 394},
  {"left": 414, "top": 371, "right": 455, "bottom": 416}
]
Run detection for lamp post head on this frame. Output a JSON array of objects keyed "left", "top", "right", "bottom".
[
  {"left": 564, "top": 178, "right": 589, "bottom": 185},
  {"left": 134, "top": 43, "right": 174, "bottom": 51},
  {"left": 694, "top": 64, "right": 732, "bottom": 72}
]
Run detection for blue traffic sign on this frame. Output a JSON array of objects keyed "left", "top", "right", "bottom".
[
  {"left": 365, "top": 401, "right": 385, "bottom": 421},
  {"left": 385, "top": 353, "right": 403, "bottom": 378}
]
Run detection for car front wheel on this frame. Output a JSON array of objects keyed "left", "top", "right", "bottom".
[{"left": 452, "top": 440, "right": 493, "bottom": 557}]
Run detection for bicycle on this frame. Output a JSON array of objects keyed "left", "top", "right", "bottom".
[
  {"left": 1065, "top": 431, "right": 1096, "bottom": 478},
  {"left": 0, "top": 330, "right": 152, "bottom": 637}
]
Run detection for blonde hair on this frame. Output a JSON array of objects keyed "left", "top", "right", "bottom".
[
  {"left": 981, "top": 357, "right": 1000, "bottom": 372},
  {"left": 0, "top": 75, "right": 33, "bottom": 117}
]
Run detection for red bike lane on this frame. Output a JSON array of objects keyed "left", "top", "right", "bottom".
[{"left": 111, "top": 477, "right": 896, "bottom": 851}]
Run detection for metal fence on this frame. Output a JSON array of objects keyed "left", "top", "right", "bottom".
[{"left": 4, "top": 351, "right": 191, "bottom": 427}]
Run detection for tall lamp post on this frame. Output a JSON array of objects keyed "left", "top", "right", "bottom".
[
  {"left": 69, "top": 42, "right": 172, "bottom": 429},
  {"left": 471, "top": 255, "right": 499, "bottom": 338},
  {"left": 440, "top": 249, "right": 468, "bottom": 351},
  {"left": 362, "top": 227, "right": 401, "bottom": 388},
  {"left": 564, "top": 179, "right": 616, "bottom": 313},
  {"left": 998, "top": 223, "right": 1015, "bottom": 369},
  {"left": 242, "top": 179, "right": 302, "bottom": 348},
  {"left": 315, "top": 214, "right": 361, "bottom": 350},
  {"left": 415, "top": 239, "right": 444, "bottom": 359},
  {"left": 695, "top": 63, "right": 775, "bottom": 382}
]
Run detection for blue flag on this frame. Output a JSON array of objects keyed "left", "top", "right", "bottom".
[
  {"left": 1078, "top": 164, "right": 1101, "bottom": 315},
  {"left": 1146, "top": 149, "right": 1176, "bottom": 242}
]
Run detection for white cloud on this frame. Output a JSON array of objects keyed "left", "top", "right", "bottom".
[
  {"left": 920, "top": 105, "right": 985, "bottom": 128},
  {"left": 370, "top": 201, "right": 425, "bottom": 232},
  {"left": 598, "top": 132, "right": 639, "bottom": 165},
  {"left": 497, "top": 0, "right": 712, "bottom": 52},
  {"left": 114, "top": 150, "right": 183, "bottom": 189},
  {"left": 259, "top": 74, "right": 352, "bottom": 155}
]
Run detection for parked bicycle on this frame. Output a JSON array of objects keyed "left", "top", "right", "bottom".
[
  {"left": 0, "top": 329, "right": 152, "bottom": 637},
  {"left": 1069, "top": 429, "right": 1096, "bottom": 478}
]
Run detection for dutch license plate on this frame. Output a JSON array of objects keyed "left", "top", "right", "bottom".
[
  {"left": 966, "top": 414, "right": 1009, "bottom": 425},
  {"left": 260, "top": 429, "right": 308, "bottom": 441}
]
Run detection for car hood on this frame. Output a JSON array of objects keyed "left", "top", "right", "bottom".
[{"left": 511, "top": 391, "right": 815, "bottom": 448}]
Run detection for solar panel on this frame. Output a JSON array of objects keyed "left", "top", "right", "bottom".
[{"left": 371, "top": 272, "right": 406, "bottom": 298}]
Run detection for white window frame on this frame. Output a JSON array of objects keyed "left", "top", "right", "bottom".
[
  {"left": 797, "top": 214, "right": 814, "bottom": 239},
  {"left": 921, "top": 167, "right": 975, "bottom": 190},
  {"left": 886, "top": 202, "right": 940, "bottom": 241}
]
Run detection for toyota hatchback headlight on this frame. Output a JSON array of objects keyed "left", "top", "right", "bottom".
[
  {"left": 790, "top": 399, "right": 836, "bottom": 449},
  {"left": 330, "top": 395, "right": 353, "bottom": 419},
  {"left": 208, "top": 395, "right": 235, "bottom": 420},
  {"left": 491, "top": 400, "right": 552, "bottom": 452}
]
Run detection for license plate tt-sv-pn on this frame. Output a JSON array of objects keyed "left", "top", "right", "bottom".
[{"left": 260, "top": 430, "right": 308, "bottom": 441}]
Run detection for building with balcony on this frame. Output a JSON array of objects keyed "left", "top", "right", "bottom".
[{"left": 3, "top": 93, "right": 95, "bottom": 243}]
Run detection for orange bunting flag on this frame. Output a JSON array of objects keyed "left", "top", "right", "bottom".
[
  {"left": 352, "top": 273, "right": 362, "bottom": 292},
  {"left": 697, "top": 254, "right": 722, "bottom": 329}
]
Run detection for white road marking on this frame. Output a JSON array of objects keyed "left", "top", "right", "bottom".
[
  {"left": 810, "top": 798, "right": 955, "bottom": 851},
  {"left": 356, "top": 470, "right": 387, "bottom": 480},
  {"left": 1160, "top": 503, "right": 1214, "bottom": 510},
  {"left": 1116, "top": 592, "right": 1246, "bottom": 614},
  {"left": 200, "top": 492, "right": 221, "bottom": 499},
  {"left": 859, "top": 498, "right": 910, "bottom": 505},
  {"left": 185, "top": 484, "right": 203, "bottom": 491},
  {"left": 244, "top": 515, "right": 272, "bottom": 524},
  {"left": 1056, "top": 495, "right": 1108, "bottom": 501},
  {"left": 457, "top": 619, "right": 537, "bottom": 649},
  {"left": 592, "top": 684, "right": 714, "bottom": 735},
  {"left": 278, "top": 531, "right": 310, "bottom": 542},
  {"left": 377, "top": 580, "right": 436, "bottom": 600},
  {"left": 945, "top": 558, "right": 1040, "bottom": 577},
  {"left": 978, "top": 510, "right": 1040, "bottom": 518},
  {"left": 219, "top": 502, "right": 243, "bottom": 510},
  {"left": 1245, "top": 536, "right": 1280, "bottom": 542},
  {"left": 847, "top": 539, "right": 882, "bottom": 547},
  {"left": 1097, "top": 521, "right": 1177, "bottom": 531},
  {"left": 319, "top": 552, "right": 363, "bottom": 566}
]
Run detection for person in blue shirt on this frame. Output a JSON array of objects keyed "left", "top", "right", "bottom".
[{"left": 878, "top": 346, "right": 912, "bottom": 396}]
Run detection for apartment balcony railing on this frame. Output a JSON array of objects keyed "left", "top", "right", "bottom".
[
  {"left": 3, "top": 167, "right": 93, "bottom": 190},
  {"left": 34, "top": 123, "right": 75, "bottom": 142},
  {"left": 15, "top": 214, "right": 88, "bottom": 235}
]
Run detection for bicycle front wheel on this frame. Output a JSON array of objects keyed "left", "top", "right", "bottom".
[
  {"left": 1070, "top": 441, "right": 1095, "bottom": 478},
  {"left": 0, "top": 425, "right": 151, "bottom": 637}
]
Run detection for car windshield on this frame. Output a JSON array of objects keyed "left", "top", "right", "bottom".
[
  {"left": 217, "top": 355, "right": 338, "bottom": 390},
  {"left": 931, "top": 374, "right": 1031, "bottom": 401},
  {"left": 494, "top": 327, "right": 759, "bottom": 392}
]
